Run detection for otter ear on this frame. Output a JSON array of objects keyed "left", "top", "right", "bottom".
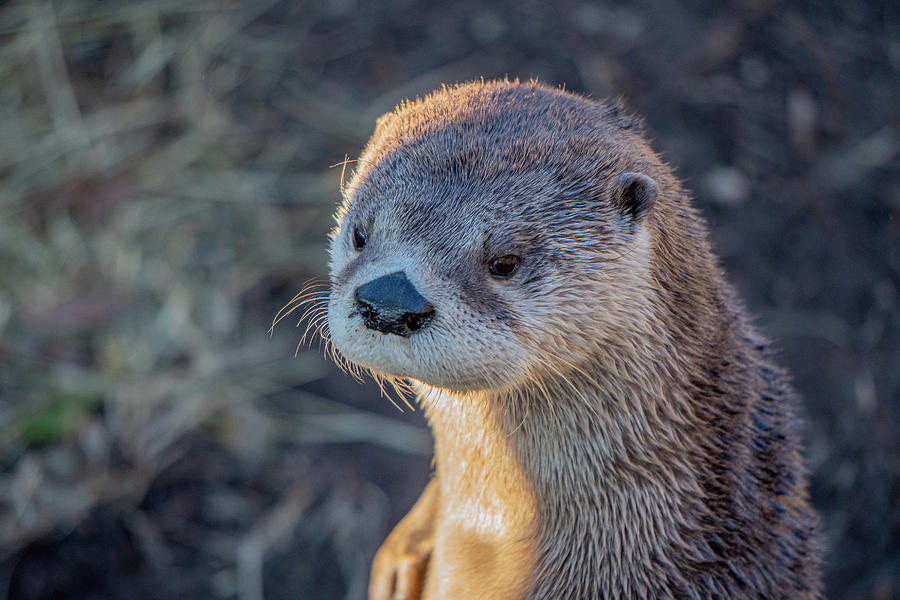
[{"left": 610, "top": 172, "right": 658, "bottom": 229}]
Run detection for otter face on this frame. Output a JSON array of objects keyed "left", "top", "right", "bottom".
[
  {"left": 326, "top": 82, "right": 660, "bottom": 393},
  {"left": 326, "top": 189, "right": 535, "bottom": 392}
]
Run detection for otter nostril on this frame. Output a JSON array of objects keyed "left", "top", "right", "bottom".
[
  {"left": 404, "top": 304, "right": 436, "bottom": 332},
  {"left": 356, "top": 297, "right": 373, "bottom": 315}
]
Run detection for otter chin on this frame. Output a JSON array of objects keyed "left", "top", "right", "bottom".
[{"left": 324, "top": 80, "right": 823, "bottom": 600}]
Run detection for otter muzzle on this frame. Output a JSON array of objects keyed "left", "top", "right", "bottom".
[{"left": 354, "top": 271, "right": 435, "bottom": 336}]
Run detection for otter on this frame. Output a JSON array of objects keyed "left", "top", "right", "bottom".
[{"left": 322, "top": 80, "right": 822, "bottom": 599}]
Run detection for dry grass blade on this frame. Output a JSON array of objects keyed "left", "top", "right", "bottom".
[{"left": 237, "top": 478, "right": 315, "bottom": 600}]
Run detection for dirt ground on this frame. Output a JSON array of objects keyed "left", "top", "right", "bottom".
[{"left": 0, "top": 1, "right": 897, "bottom": 598}]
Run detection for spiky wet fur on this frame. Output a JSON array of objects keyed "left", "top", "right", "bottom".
[{"left": 322, "top": 80, "right": 823, "bottom": 599}]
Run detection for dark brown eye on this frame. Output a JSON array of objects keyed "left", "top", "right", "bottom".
[
  {"left": 352, "top": 227, "right": 367, "bottom": 251},
  {"left": 489, "top": 255, "right": 520, "bottom": 278}
]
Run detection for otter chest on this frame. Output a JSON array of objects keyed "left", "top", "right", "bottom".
[{"left": 423, "top": 391, "right": 538, "bottom": 599}]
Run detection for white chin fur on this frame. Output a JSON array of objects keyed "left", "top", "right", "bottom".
[
  {"left": 327, "top": 294, "right": 526, "bottom": 393},
  {"left": 326, "top": 298, "right": 417, "bottom": 379}
]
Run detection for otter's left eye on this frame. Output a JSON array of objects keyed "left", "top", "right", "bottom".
[
  {"left": 489, "top": 255, "right": 520, "bottom": 278},
  {"left": 352, "top": 227, "right": 367, "bottom": 251}
]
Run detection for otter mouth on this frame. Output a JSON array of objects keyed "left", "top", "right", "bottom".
[{"left": 352, "top": 271, "right": 436, "bottom": 337}]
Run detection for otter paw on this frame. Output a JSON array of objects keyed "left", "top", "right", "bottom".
[{"left": 369, "top": 546, "right": 431, "bottom": 600}]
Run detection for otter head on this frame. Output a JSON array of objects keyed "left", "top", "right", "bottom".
[{"left": 327, "top": 81, "right": 662, "bottom": 393}]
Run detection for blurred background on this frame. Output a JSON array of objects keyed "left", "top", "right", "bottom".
[{"left": 0, "top": 0, "right": 897, "bottom": 598}]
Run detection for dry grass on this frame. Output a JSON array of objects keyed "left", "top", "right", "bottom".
[{"left": 0, "top": 2, "right": 431, "bottom": 595}]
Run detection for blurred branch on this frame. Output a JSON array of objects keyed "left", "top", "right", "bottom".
[
  {"left": 260, "top": 389, "right": 433, "bottom": 457},
  {"left": 29, "top": 1, "right": 98, "bottom": 164},
  {"left": 236, "top": 478, "right": 315, "bottom": 600},
  {"left": 0, "top": 461, "right": 152, "bottom": 562}
]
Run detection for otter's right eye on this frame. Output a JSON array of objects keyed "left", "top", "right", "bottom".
[
  {"left": 352, "top": 227, "right": 367, "bottom": 251},
  {"left": 489, "top": 255, "right": 520, "bottom": 278}
]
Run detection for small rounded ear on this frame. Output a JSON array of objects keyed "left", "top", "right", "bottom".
[{"left": 610, "top": 172, "right": 658, "bottom": 228}]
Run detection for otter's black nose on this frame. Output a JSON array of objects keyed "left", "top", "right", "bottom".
[{"left": 354, "top": 271, "right": 435, "bottom": 336}]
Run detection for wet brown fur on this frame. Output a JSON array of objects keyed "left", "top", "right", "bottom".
[{"left": 327, "top": 80, "right": 823, "bottom": 599}]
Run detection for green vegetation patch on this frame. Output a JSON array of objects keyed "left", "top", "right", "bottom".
[{"left": 18, "top": 390, "right": 103, "bottom": 447}]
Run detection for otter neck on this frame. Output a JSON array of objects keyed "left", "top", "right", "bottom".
[
  {"left": 513, "top": 355, "right": 710, "bottom": 596},
  {"left": 419, "top": 385, "right": 540, "bottom": 599},
  {"left": 420, "top": 295, "right": 735, "bottom": 598},
  {"left": 419, "top": 385, "right": 540, "bottom": 537}
]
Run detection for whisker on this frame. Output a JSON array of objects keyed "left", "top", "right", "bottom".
[
  {"left": 270, "top": 280, "right": 329, "bottom": 335},
  {"left": 508, "top": 388, "right": 530, "bottom": 436},
  {"left": 297, "top": 312, "right": 326, "bottom": 350},
  {"left": 386, "top": 376, "right": 416, "bottom": 411},
  {"left": 373, "top": 373, "right": 405, "bottom": 412},
  {"left": 297, "top": 302, "right": 328, "bottom": 335}
]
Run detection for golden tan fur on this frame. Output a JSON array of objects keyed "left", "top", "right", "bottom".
[{"left": 322, "top": 80, "right": 823, "bottom": 599}]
